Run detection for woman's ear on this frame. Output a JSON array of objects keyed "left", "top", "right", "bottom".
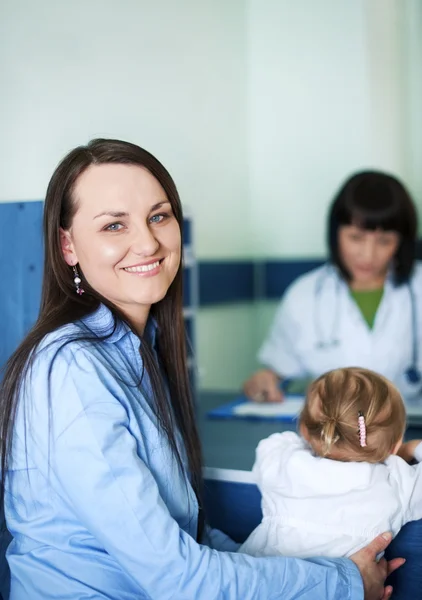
[{"left": 60, "top": 228, "right": 78, "bottom": 266}]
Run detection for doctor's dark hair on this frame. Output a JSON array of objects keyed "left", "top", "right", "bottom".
[
  {"left": 328, "top": 170, "right": 418, "bottom": 285},
  {"left": 300, "top": 367, "right": 406, "bottom": 463},
  {"left": 0, "top": 139, "right": 204, "bottom": 538}
]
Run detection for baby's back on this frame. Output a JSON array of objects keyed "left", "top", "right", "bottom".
[{"left": 240, "top": 432, "right": 412, "bottom": 559}]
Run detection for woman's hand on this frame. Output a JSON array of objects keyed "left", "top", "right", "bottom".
[
  {"left": 396, "top": 440, "right": 422, "bottom": 463},
  {"left": 243, "top": 369, "right": 283, "bottom": 403},
  {"left": 350, "top": 532, "right": 405, "bottom": 600}
]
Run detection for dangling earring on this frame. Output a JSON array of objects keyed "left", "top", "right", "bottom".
[{"left": 72, "top": 265, "right": 85, "bottom": 295}]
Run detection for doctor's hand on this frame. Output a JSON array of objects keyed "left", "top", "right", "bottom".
[
  {"left": 243, "top": 369, "right": 283, "bottom": 403},
  {"left": 350, "top": 532, "right": 405, "bottom": 600}
]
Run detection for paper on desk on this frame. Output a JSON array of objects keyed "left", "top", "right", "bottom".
[{"left": 233, "top": 397, "right": 305, "bottom": 418}]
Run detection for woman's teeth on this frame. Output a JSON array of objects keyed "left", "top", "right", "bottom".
[{"left": 124, "top": 261, "right": 160, "bottom": 273}]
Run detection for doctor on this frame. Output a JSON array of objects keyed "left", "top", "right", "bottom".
[{"left": 244, "top": 170, "right": 422, "bottom": 403}]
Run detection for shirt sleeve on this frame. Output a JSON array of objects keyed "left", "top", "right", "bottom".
[
  {"left": 201, "top": 525, "right": 240, "bottom": 552},
  {"left": 407, "top": 446, "right": 422, "bottom": 522},
  {"left": 387, "top": 454, "right": 422, "bottom": 525},
  {"left": 257, "top": 284, "right": 308, "bottom": 379},
  {"left": 23, "top": 346, "right": 363, "bottom": 600}
]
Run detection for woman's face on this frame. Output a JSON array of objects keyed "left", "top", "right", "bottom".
[
  {"left": 60, "top": 163, "right": 181, "bottom": 330},
  {"left": 338, "top": 225, "right": 400, "bottom": 287}
]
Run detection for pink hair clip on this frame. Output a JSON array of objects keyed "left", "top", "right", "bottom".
[{"left": 358, "top": 411, "right": 367, "bottom": 447}]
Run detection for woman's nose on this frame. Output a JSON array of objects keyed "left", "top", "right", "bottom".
[
  {"left": 360, "top": 239, "right": 376, "bottom": 261},
  {"left": 130, "top": 225, "right": 160, "bottom": 257}
]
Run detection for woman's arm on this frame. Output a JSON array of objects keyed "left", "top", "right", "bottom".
[
  {"left": 202, "top": 525, "right": 241, "bottom": 552},
  {"left": 21, "top": 346, "right": 362, "bottom": 600},
  {"left": 244, "top": 281, "right": 310, "bottom": 402},
  {"left": 257, "top": 284, "right": 308, "bottom": 380}
]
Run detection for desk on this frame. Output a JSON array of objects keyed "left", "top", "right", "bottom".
[{"left": 198, "top": 390, "right": 422, "bottom": 470}]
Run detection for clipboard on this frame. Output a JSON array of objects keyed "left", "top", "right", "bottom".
[
  {"left": 206, "top": 379, "right": 308, "bottom": 422},
  {"left": 206, "top": 395, "right": 305, "bottom": 422}
]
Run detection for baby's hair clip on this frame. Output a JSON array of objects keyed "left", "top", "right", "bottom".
[{"left": 358, "top": 411, "right": 367, "bottom": 447}]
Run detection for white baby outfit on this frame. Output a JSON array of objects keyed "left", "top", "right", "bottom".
[{"left": 240, "top": 432, "right": 422, "bottom": 558}]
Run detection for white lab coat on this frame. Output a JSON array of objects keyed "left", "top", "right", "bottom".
[
  {"left": 240, "top": 432, "right": 422, "bottom": 559},
  {"left": 258, "top": 262, "right": 422, "bottom": 400}
]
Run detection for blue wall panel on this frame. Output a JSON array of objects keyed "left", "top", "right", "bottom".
[
  {"left": 261, "top": 259, "right": 324, "bottom": 299},
  {"left": 1, "top": 201, "right": 44, "bottom": 369},
  {"left": 198, "top": 261, "right": 256, "bottom": 306}
]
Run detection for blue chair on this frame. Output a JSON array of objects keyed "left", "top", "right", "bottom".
[
  {"left": 385, "top": 519, "right": 422, "bottom": 600},
  {"left": 204, "top": 473, "right": 422, "bottom": 599},
  {"left": 0, "top": 513, "right": 11, "bottom": 600}
]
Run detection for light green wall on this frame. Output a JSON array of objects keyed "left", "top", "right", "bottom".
[
  {"left": 0, "top": 0, "right": 252, "bottom": 262},
  {"left": 1, "top": 0, "right": 420, "bottom": 391},
  {"left": 198, "top": 0, "right": 422, "bottom": 391},
  {"left": 403, "top": 0, "right": 422, "bottom": 232},
  {"left": 196, "top": 305, "right": 257, "bottom": 391},
  {"left": 247, "top": 0, "right": 419, "bottom": 260},
  {"left": 196, "top": 301, "right": 283, "bottom": 392}
]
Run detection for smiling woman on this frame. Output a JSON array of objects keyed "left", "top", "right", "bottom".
[
  {"left": 60, "top": 163, "right": 181, "bottom": 334},
  {"left": 0, "top": 140, "right": 397, "bottom": 600}
]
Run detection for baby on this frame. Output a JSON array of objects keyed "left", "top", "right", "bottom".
[{"left": 240, "top": 367, "right": 422, "bottom": 558}]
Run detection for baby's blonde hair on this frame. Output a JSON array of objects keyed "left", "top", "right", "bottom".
[{"left": 299, "top": 367, "right": 406, "bottom": 463}]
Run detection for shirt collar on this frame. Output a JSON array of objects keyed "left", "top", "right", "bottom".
[{"left": 80, "top": 303, "right": 158, "bottom": 347}]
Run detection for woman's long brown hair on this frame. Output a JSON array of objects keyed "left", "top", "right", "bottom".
[{"left": 0, "top": 139, "right": 204, "bottom": 538}]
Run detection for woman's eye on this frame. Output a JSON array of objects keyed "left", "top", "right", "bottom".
[
  {"left": 105, "top": 222, "right": 123, "bottom": 231},
  {"left": 379, "top": 237, "right": 394, "bottom": 246},
  {"left": 150, "top": 213, "right": 167, "bottom": 224}
]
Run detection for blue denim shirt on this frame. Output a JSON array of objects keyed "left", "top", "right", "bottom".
[{"left": 4, "top": 305, "right": 363, "bottom": 599}]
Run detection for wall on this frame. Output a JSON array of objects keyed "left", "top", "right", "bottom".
[
  {"left": 0, "top": 0, "right": 256, "bottom": 390},
  {"left": 247, "top": 0, "right": 414, "bottom": 260},
  {"left": 202, "top": 0, "right": 421, "bottom": 389},
  {"left": 0, "top": 0, "right": 250, "bottom": 263},
  {"left": 403, "top": 0, "right": 422, "bottom": 224},
  {"left": 247, "top": 0, "right": 422, "bottom": 366},
  {"left": 1, "top": 0, "right": 421, "bottom": 391}
]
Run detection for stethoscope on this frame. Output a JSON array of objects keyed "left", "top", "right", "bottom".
[{"left": 313, "top": 264, "right": 421, "bottom": 384}]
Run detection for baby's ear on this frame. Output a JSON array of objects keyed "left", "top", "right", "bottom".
[
  {"left": 299, "top": 422, "right": 310, "bottom": 442},
  {"left": 391, "top": 437, "right": 403, "bottom": 455}
]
